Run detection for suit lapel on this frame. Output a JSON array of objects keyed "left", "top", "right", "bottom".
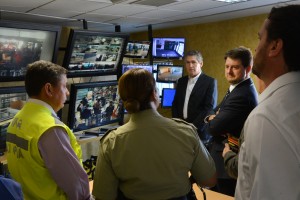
[{"left": 190, "top": 73, "right": 205, "bottom": 96}]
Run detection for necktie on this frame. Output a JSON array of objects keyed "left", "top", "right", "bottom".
[
  {"left": 219, "top": 89, "right": 230, "bottom": 108},
  {"left": 224, "top": 89, "right": 230, "bottom": 100}
]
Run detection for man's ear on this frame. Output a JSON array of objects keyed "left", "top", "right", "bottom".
[
  {"left": 269, "top": 38, "right": 283, "bottom": 57},
  {"left": 44, "top": 83, "right": 53, "bottom": 97},
  {"left": 245, "top": 65, "right": 252, "bottom": 75}
]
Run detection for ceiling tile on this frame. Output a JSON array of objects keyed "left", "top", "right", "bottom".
[
  {"left": 90, "top": 4, "right": 155, "bottom": 16},
  {"left": 39, "top": 0, "right": 112, "bottom": 12}
]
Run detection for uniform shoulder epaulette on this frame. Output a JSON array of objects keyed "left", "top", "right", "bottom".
[
  {"left": 100, "top": 128, "right": 117, "bottom": 142},
  {"left": 171, "top": 118, "right": 196, "bottom": 128}
]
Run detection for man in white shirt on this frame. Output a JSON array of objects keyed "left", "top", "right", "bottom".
[
  {"left": 235, "top": 5, "right": 300, "bottom": 200},
  {"left": 172, "top": 50, "right": 217, "bottom": 146}
]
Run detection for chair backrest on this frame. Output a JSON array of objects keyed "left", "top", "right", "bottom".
[{"left": 0, "top": 175, "right": 23, "bottom": 200}]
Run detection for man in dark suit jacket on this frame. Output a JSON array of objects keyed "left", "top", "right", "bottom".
[
  {"left": 205, "top": 46, "right": 258, "bottom": 196},
  {"left": 172, "top": 50, "right": 217, "bottom": 145}
]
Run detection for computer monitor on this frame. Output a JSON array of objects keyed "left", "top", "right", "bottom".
[
  {"left": 68, "top": 81, "right": 123, "bottom": 133},
  {"left": 0, "top": 86, "right": 27, "bottom": 123},
  {"left": 0, "top": 121, "right": 9, "bottom": 155},
  {"left": 152, "top": 37, "right": 185, "bottom": 59},
  {"left": 121, "top": 64, "right": 153, "bottom": 74},
  {"left": 63, "top": 29, "right": 129, "bottom": 78},
  {"left": 0, "top": 20, "right": 61, "bottom": 82},
  {"left": 156, "top": 65, "right": 183, "bottom": 83},
  {"left": 124, "top": 41, "right": 150, "bottom": 58},
  {"left": 161, "top": 88, "right": 176, "bottom": 108}
]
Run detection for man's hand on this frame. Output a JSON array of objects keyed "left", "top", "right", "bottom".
[
  {"left": 222, "top": 143, "right": 232, "bottom": 158},
  {"left": 208, "top": 114, "right": 216, "bottom": 121}
]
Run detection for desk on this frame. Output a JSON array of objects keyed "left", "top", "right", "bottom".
[
  {"left": 89, "top": 181, "right": 234, "bottom": 200},
  {"left": 193, "top": 184, "right": 234, "bottom": 200},
  {"left": 75, "top": 124, "right": 119, "bottom": 161}
]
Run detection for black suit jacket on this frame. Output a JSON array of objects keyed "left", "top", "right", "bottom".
[
  {"left": 172, "top": 73, "right": 217, "bottom": 141},
  {"left": 207, "top": 78, "right": 258, "bottom": 179}
]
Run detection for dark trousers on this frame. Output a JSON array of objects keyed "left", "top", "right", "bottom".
[{"left": 210, "top": 178, "right": 236, "bottom": 197}]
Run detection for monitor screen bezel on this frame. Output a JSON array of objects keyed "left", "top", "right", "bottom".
[
  {"left": 0, "top": 20, "right": 61, "bottom": 82},
  {"left": 124, "top": 40, "right": 151, "bottom": 58},
  {"left": 156, "top": 65, "right": 184, "bottom": 83},
  {"left": 63, "top": 29, "right": 129, "bottom": 78},
  {"left": 152, "top": 37, "right": 185, "bottom": 59},
  {"left": 161, "top": 88, "right": 176, "bottom": 108},
  {"left": 68, "top": 81, "right": 124, "bottom": 133}
]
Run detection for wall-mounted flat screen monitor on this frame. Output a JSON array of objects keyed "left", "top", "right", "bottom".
[
  {"left": 121, "top": 64, "right": 153, "bottom": 74},
  {"left": 63, "top": 29, "right": 129, "bottom": 78},
  {"left": 0, "top": 20, "right": 61, "bottom": 82},
  {"left": 124, "top": 41, "right": 150, "bottom": 58},
  {"left": 0, "top": 86, "right": 27, "bottom": 122},
  {"left": 152, "top": 37, "right": 185, "bottom": 59},
  {"left": 153, "top": 72, "right": 174, "bottom": 97},
  {"left": 156, "top": 65, "right": 183, "bottom": 83},
  {"left": 68, "top": 81, "right": 123, "bottom": 133},
  {"left": 161, "top": 88, "right": 176, "bottom": 108},
  {"left": 0, "top": 122, "right": 10, "bottom": 154}
]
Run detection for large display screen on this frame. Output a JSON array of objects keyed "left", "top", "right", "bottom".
[
  {"left": 156, "top": 65, "right": 184, "bottom": 83},
  {"left": 161, "top": 88, "right": 176, "bottom": 108},
  {"left": 63, "top": 29, "right": 129, "bottom": 78},
  {"left": 124, "top": 41, "right": 150, "bottom": 58},
  {"left": 68, "top": 81, "right": 123, "bottom": 132},
  {"left": 152, "top": 37, "right": 185, "bottom": 59},
  {"left": 0, "top": 20, "right": 61, "bottom": 82}
]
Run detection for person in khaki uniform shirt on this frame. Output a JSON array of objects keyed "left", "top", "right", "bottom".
[{"left": 92, "top": 68, "right": 217, "bottom": 200}]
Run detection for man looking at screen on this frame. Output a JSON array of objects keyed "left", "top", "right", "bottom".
[
  {"left": 172, "top": 50, "right": 217, "bottom": 146},
  {"left": 6, "top": 60, "right": 92, "bottom": 200}
]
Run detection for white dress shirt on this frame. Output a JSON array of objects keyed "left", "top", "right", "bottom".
[
  {"left": 183, "top": 72, "right": 201, "bottom": 119},
  {"left": 235, "top": 72, "right": 300, "bottom": 200}
]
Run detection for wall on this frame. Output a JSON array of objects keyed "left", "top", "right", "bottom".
[
  {"left": 130, "top": 14, "right": 267, "bottom": 103},
  {"left": 0, "top": 14, "right": 267, "bottom": 121}
]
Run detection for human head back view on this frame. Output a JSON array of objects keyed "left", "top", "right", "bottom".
[{"left": 118, "top": 68, "right": 157, "bottom": 113}]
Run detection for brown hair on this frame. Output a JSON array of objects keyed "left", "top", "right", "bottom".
[
  {"left": 267, "top": 5, "right": 300, "bottom": 71},
  {"left": 25, "top": 60, "right": 67, "bottom": 97},
  {"left": 118, "top": 68, "right": 156, "bottom": 113}
]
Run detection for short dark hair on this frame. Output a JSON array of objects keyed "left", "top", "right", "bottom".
[
  {"left": 25, "top": 60, "right": 67, "bottom": 97},
  {"left": 267, "top": 5, "right": 300, "bottom": 71},
  {"left": 185, "top": 50, "right": 203, "bottom": 63},
  {"left": 224, "top": 46, "right": 253, "bottom": 68}
]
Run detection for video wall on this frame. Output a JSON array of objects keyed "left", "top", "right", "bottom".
[{"left": 0, "top": 20, "right": 186, "bottom": 135}]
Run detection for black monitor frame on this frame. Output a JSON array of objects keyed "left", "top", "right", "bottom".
[
  {"left": 156, "top": 65, "right": 184, "bottom": 83},
  {"left": 63, "top": 29, "right": 129, "bottom": 78},
  {"left": 0, "top": 20, "right": 61, "bottom": 82},
  {"left": 68, "top": 81, "right": 123, "bottom": 133},
  {"left": 0, "top": 86, "right": 27, "bottom": 123},
  {"left": 121, "top": 64, "right": 153, "bottom": 75}
]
